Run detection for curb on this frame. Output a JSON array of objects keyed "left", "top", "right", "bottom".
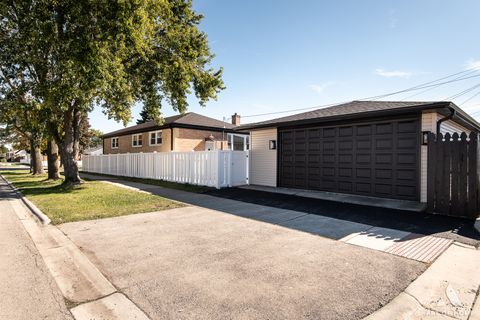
[{"left": 0, "top": 174, "right": 51, "bottom": 225}]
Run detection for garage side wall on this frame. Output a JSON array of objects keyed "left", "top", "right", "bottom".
[
  {"left": 420, "top": 112, "right": 471, "bottom": 202},
  {"left": 250, "top": 128, "right": 277, "bottom": 187}
]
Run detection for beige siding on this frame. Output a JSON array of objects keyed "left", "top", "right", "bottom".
[
  {"left": 250, "top": 128, "right": 277, "bottom": 187},
  {"left": 420, "top": 111, "right": 471, "bottom": 202}
]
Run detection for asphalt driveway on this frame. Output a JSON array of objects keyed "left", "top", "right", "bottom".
[{"left": 61, "top": 204, "right": 425, "bottom": 320}]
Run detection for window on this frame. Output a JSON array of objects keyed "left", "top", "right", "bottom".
[
  {"left": 132, "top": 134, "right": 143, "bottom": 147},
  {"left": 227, "top": 133, "right": 250, "bottom": 151},
  {"left": 149, "top": 130, "right": 163, "bottom": 146},
  {"left": 111, "top": 137, "right": 119, "bottom": 149}
]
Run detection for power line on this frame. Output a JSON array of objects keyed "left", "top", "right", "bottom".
[
  {"left": 400, "top": 69, "right": 480, "bottom": 100},
  {"left": 241, "top": 103, "right": 340, "bottom": 119},
  {"left": 459, "top": 89, "right": 480, "bottom": 106},
  {"left": 236, "top": 67, "right": 480, "bottom": 120},
  {"left": 444, "top": 83, "right": 480, "bottom": 100}
]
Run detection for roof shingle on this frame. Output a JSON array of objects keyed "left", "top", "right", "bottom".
[
  {"left": 103, "top": 112, "right": 235, "bottom": 138},
  {"left": 237, "top": 100, "right": 479, "bottom": 130}
]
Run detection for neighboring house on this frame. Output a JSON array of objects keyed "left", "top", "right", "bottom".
[
  {"left": 14, "top": 150, "right": 31, "bottom": 163},
  {"left": 82, "top": 146, "right": 103, "bottom": 156},
  {"left": 238, "top": 101, "right": 480, "bottom": 204},
  {"left": 102, "top": 112, "right": 248, "bottom": 154}
]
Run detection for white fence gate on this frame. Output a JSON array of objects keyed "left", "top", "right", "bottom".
[{"left": 82, "top": 150, "right": 249, "bottom": 189}]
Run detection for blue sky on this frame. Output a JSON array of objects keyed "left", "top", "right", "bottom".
[{"left": 89, "top": 0, "right": 480, "bottom": 133}]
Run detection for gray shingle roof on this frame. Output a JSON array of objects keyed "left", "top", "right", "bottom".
[
  {"left": 236, "top": 100, "right": 480, "bottom": 130},
  {"left": 103, "top": 112, "right": 235, "bottom": 138}
]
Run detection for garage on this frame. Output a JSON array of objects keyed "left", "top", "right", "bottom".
[
  {"left": 278, "top": 117, "right": 420, "bottom": 201},
  {"left": 242, "top": 101, "right": 479, "bottom": 204}
]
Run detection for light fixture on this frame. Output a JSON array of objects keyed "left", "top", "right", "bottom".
[
  {"left": 422, "top": 131, "right": 430, "bottom": 145},
  {"left": 269, "top": 140, "right": 277, "bottom": 150}
]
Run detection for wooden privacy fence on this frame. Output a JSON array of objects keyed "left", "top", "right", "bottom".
[
  {"left": 427, "top": 132, "right": 479, "bottom": 219},
  {"left": 83, "top": 150, "right": 249, "bottom": 189}
]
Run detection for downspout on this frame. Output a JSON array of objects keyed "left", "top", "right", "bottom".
[
  {"left": 436, "top": 107, "right": 455, "bottom": 135},
  {"left": 170, "top": 126, "right": 174, "bottom": 151}
]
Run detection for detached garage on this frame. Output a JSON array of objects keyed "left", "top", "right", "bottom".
[{"left": 240, "top": 101, "right": 480, "bottom": 204}]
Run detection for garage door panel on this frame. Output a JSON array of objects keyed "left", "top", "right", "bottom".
[
  {"left": 397, "top": 153, "right": 416, "bottom": 165},
  {"left": 375, "top": 138, "right": 393, "bottom": 150},
  {"left": 398, "top": 120, "right": 418, "bottom": 133},
  {"left": 357, "top": 125, "right": 372, "bottom": 135},
  {"left": 338, "top": 181, "right": 353, "bottom": 192},
  {"left": 279, "top": 116, "right": 420, "bottom": 201},
  {"left": 338, "top": 167, "right": 353, "bottom": 178}
]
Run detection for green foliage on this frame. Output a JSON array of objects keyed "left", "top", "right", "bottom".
[
  {"left": 89, "top": 129, "right": 104, "bottom": 148},
  {"left": 137, "top": 108, "right": 154, "bottom": 124},
  {"left": 1, "top": 0, "right": 224, "bottom": 182},
  {"left": 1, "top": 170, "right": 183, "bottom": 224}
]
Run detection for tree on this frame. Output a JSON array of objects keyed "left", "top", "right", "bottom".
[
  {"left": 78, "top": 117, "right": 103, "bottom": 152},
  {"left": 88, "top": 129, "right": 104, "bottom": 149},
  {"left": 137, "top": 108, "right": 154, "bottom": 124},
  {"left": 1, "top": 0, "right": 224, "bottom": 185}
]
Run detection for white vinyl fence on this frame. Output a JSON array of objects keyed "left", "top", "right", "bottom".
[{"left": 83, "top": 150, "right": 249, "bottom": 189}]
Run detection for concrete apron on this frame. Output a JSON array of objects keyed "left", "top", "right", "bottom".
[
  {"left": 364, "top": 242, "right": 480, "bottom": 320},
  {"left": 6, "top": 185, "right": 150, "bottom": 320}
]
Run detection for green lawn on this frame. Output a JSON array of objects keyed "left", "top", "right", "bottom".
[
  {"left": 1, "top": 170, "right": 183, "bottom": 224},
  {"left": 80, "top": 171, "right": 213, "bottom": 193}
]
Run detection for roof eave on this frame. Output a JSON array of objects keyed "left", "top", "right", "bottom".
[{"left": 236, "top": 102, "right": 455, "bottom": 131}]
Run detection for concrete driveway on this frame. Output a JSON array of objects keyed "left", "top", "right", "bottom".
[{"left": 61, "top": 203, "right": 425, "bottom": 320}]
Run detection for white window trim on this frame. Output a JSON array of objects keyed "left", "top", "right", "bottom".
[
  {"left": 111, "top": 137, "right": 119, "bottom": 149},
  {"left": 149, "top": 130, "right": 163, "bottom": 146},
  {"left": 132, "top": 133, "right": 143, "bottom": 147}
]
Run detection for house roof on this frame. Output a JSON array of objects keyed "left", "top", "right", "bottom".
[
  {"left": 103, "top": 112, "right": 235, "bottom": 138},
  {"left": 236, "top": 100, "right": 480, "bottom": 131}
]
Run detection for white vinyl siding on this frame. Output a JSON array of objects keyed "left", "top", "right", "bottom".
[
  {"left": 420, "top": 111, "right": 471, "bottom": 202},
  {"left": 249, "top": 128, "right": 277, "bottom": 187}
]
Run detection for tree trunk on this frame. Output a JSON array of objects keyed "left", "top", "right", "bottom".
[
  {"left": 30, "top": 137, "right": 45, "bottom": 175},
  {"left": 59, "top": 106, "right": 82, "bottom": 185},
  {"left": 47, "top": 139, "right": 60, "bottom": 179}
]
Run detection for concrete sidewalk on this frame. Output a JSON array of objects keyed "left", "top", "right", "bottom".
[
  {"left": 0, "top": 175, "right": 150, "bottom": 320},
  {"left": 0, "top": 179, "right": 72, "bottom": 319},
  {"left": 365, "top": 242, "right": 480, "bottom": 320}
]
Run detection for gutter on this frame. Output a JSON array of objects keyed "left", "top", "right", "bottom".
[{"left": 436, "top": 107, "right": 456, "bottom": 135}]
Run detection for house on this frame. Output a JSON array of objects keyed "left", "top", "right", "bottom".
[
  {"left": 82, "top": 146, "right": 103, "bottom": 156},
  {"left": 102, "top": 112, "right": 248, "bottom": 154},
  {"left": 238, "top": 101, "right": 480, "bottom": 204}
]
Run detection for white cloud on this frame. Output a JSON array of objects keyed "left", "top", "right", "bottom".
[
  {"left": 388, "top": 9, "right": 398, "bottom": 29},
  {"left": 375, "top": 68, "right": 412, "bottom": 78},
  {"left": 309, "top": 81, "right": 336, "bottom": 94},
  {"left": 465, "top": 59, "right": 480, "bottom": 70}
]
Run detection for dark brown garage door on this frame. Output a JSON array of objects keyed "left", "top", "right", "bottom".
[{"left": 278, "top": 117, "right": 420, "bottom": 201}]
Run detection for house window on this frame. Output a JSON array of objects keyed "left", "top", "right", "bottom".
[
  {"left": 149, "top": 130, "right": 163, "bottom": 146},
  {"left": 227, "top": 133, "right": 249, "bottom": 151},
  {"left": 132, "top": 134, "right": 143, "bottom": 147},
  {"left": 111, "top": 137, "right": 119, "bottom": 149}
]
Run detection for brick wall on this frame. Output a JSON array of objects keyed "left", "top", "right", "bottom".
[
  {"left": 103, "top": 129, "right": 172, "bottom": 154},
  {"left": 103, "top": 127, "right": 228, "bottom": 154},
  {"left": 173, "top": 128, "right": 227, "bottom": 151}
]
